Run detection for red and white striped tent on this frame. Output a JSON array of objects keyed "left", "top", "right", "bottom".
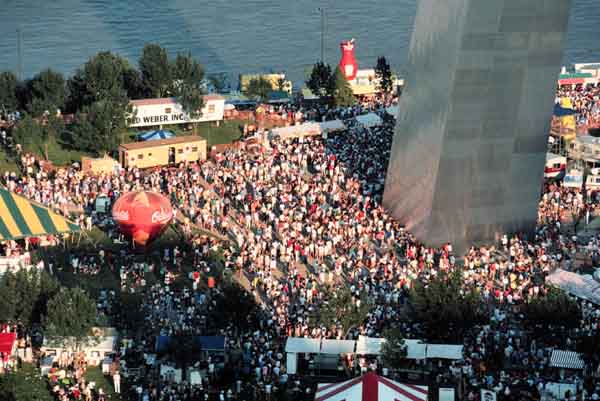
[{"left": 315, "top": 372, "right": 428, "bottom": 401}]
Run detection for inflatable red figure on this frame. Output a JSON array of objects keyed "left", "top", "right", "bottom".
[
  {"left": 112, "top": 191, "right": 173, "bottom": 246},
  {"left": 339, "top": 39, "right": 358, "bottom": 81}
]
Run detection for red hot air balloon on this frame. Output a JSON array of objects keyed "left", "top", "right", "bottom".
[
  {"left": 112, "top": 191, "right": 173, "bottom": 246},
  {"left": 339, "top": 39, "right": 358, "bottom": 81}
]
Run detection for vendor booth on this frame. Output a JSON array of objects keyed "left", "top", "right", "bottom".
[
  {"left": 41, "top": 327, "right": 118, "bottom": 367},
  {"left": 0, "top": 332, "right": 17, "bottom": 366}
]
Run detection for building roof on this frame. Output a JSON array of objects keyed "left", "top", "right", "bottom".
[
  {"left": 131, "top": 95, "right": 225, "bottom": 107},
  {"left": 119, "top": 135, "right": 206, "bottom": 151}
]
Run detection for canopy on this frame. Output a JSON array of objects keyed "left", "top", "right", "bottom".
[
  {"left": 405, "top": 339, "right": 427, "bottom": 359},
  {"left": 0, "top": 187, "right": 80, "bottom": 241},
  {"left": 315, "top": 372, "right": 428, "bottom": 401},
  {"left": 355, "top": 113, "right": 383, "bottom": 128},
  {"left": 0, "top": 332, "right": 16, "bottom": 362},
  {"left": 320, "top": 119, "right": 346, "bottom": 133},
  {"left": 321, "top": 339, "right": 356, "bottom": 355},
  {"left": 550, "top": 350, "right": 585, "bottom": 370},
  {"left": 271, "top": 123, "right": 322, "bottom": 139},
  {"left": 285, "top": 337, "right": 321, "bottom": 353},
  {"left": 426, "top": 344, "right": 463, "bottom": 360},
  {"left": 547, "top": 269, "right": 600, "bottom": 304},
  {"left": 137, "top": 130, "right": 174, "bottom": 141},
  {"left": 355, "top": 336, "right": 386, "bottom": 355}
]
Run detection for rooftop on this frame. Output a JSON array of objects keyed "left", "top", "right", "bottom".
[{"left": 119, "top": 135, "right": 206, "bottom": 150}]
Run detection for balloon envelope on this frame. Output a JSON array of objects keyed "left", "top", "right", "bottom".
[{"left": 112, "top": 191, "right": 173, "bottom": 246}]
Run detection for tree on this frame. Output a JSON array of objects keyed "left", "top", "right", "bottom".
[
  {"left": 82, "top": 51, "right": 129, "bottom": 103},
  {"left": 26, "top": 69, "right": 66, "bottom": 116},
  {"left": 374, "top": 56, "right": 394, "bottom": 97},
  {"left": 381, "top": 327, "right": 407, "bottom": 369},
  {"left": 0, "top": 269, "right": 59, "bottom": 326},
  {"left": 139, "top": 43, "right": 171, "bottom": 97},
  {"left": 243, "top": 77, "right": 273, "bottom": 103},
  {"left": 0, "top": 71, "right": 19, "bottom": 114},
  {"left": 11, "top": 115, "right": 45, "bottom": 149},
  {"left": 210, "top": 282, "right": 259, "bottom": 333},
  {"left": 208, "top": 73, "right": 228, "bottom": 93},
  {"left": 171, "top": 52, "right": 205, "bottom": 134},
  {"left": 65, "top": 69, "right": 91, "bottom": 114},
  {"left": 63, "top": 111, "right": 98, "bottom": 153},
  {"left": 409, "top": 270, "right": 488, "bottom": 342},
  {"left": 164, "top": 334, "right": 203, "bottom": 378},
  {"left": 44, "top": 287, "right": 98, "bottom": 351},
  {"left": 522, "top": 286, "right": 581, "bottom": 333},
  {"left": 332, "top": 66, "right": 356, "bottom": 107},
  {"left": 313, "top": 286, "right": 371, "bottom": 338},
  {"left": 306, "top": 62, "right": 333, "bottom": 98},
  {"left": 122, "top": 67, "right": 146, "bottom": 100}
]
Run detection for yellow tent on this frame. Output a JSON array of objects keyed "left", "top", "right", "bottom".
[{"left": 0, "top": 187, "right": 80, "bottom": 241}]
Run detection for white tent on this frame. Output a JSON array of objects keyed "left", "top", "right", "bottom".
[
  {"left": 550, "top": 350, "right": 585, "bottom": 370},
  {"left": 271, "top": 122, "right": 321, "bottom": 139},
  {"left": 404, "top": 339, "right": 427, "bottom": 359},
  {"left": 316, "top": 372, "right": 428, "bottom": 401},
  {"left": 320, "top": 119, "right": 346, "bottom": 133},
  {"left": 321, "top": 339, "right": 356, "bottom": 355},
  {"left": 355, "top": 113, "right": 383, "bottom": 128},
  {"left": 547, "top": 269, "right": 600, "bottom": 304},
  {"left": 285, "top": 337, "right": 321, "bottom": 353},
  {"left": 426, "top": 344, "right": 464, "bottom": 360},
  {"left": 355, "top": 336, "right": 386, "bottom": 355}
]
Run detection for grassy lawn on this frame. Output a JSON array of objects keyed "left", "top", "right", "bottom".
[
  {"left": 22, "top": 136, "right": 93, "bottom": 167},
  {"left": 85, "top": 366, "right": 122, "bottom": 401}
]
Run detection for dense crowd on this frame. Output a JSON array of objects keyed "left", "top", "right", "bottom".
[
  {"left": 2, "top": 98, "right": 600, "bottom": 401},
  {"left": 557, "top": 84, "right": 600, "bottom": 127}
]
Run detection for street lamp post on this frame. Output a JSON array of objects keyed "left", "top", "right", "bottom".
[{"left": 317, "top": 7, "right": 325, "bottom": 63}]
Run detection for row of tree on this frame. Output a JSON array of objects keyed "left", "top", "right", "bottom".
[
  {"left": 0, "top": 269, "right": 99, "bottom": 347},
  {"left": 0, "top": 44, "right": 206, "bottom": 155},
  {"left": 305, "top": 56, "right": 394, "bottom": 107}
]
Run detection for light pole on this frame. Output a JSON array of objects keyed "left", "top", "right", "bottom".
[
  {"left": 317, "top": 7, "right": 325, "bottom": 63},
  {"left": 17, "top": 27, "right": 23, "bottom": 80}
]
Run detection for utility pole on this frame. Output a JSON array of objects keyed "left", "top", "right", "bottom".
[
  {"left": 318, "top": 7, "right": 325, "bottom": 63},
  {"left": 17, "top": 28, "right": 23, "bottom": 80}
]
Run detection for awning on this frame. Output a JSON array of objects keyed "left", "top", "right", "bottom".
[
  {"left": 320, "top": 120, "right": 346, "bottom": 132},
  {"left": 426, "top": 344, "right": 464, "bottom": 360},
  {"left": 285, "top": 337, "right": 321, "bottom": 353},
  {"left": 558, "top": 78, "right": 585, "bottom": 85},
  {"left": 550, "top": 350, "right": 585, "bottom": 370},
  {"left": 0, "top": 187, "right": 80, "bottom": 241},
  {"left": 385, "top": 105, "right": 399, "bottom": 117},
  {"left": 0, "top": 332, "right": 16, "bottom": 361},
  {"left": 405, "top": 339, "right": 427, "bottom": 359},
  {"left": 355, "top": 113, "right": 383, "bottom": 128},
  {"left": 355, "top": 336, "right": 386, "bottom": 355},
  {"left": 137, "top": 130, "right": 174, "bottom": 141},
  {"left": 320, "top": 339, "right": 356, "bottom": 355}
]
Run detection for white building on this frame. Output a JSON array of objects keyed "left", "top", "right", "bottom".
[{"left": 128, "top": 95, "right": 225, "bottom": 128}]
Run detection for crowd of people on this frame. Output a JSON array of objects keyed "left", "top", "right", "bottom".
[
  {"left": 2, "top": 96, "right": 600, "bottom": 401},
  {"left": 557, "top": 83, "right": 600, "bottom": 128}
]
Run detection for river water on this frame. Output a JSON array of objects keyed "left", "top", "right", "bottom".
[{"left": 0, "top": 0, "right": 599, "bottom": 85}]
